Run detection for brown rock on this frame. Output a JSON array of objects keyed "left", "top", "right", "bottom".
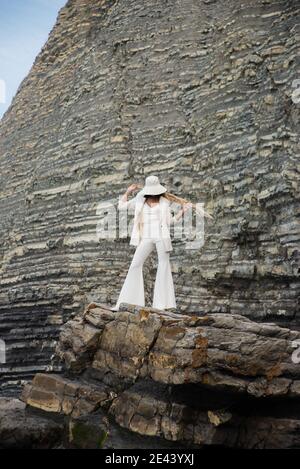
[
  {"left": 22, "top": 303, "right": 300, "bottom": 448},
  {"left": 22, "top": 373, "right": 112, "bottom": 417}
]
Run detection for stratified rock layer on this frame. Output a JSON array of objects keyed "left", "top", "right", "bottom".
[
  {"left": 22, "top": 303, "right": 300, "bottom": 449},
  {"left": 0, "top": 0, "right": 299, "bottom": 391}
]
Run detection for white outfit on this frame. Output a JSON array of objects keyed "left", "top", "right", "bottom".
[
  {"left": 142, "top": 203, "right": 161, "bottom": 239},
  {"left": 114, "top": 195, "right": 177, "bottom": 310},
  {"left": 118, "top": 190, "right": 175, "bottom": 252}
]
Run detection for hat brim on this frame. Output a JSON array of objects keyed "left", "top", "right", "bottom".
[{"left": 141, "top": 185, "right": 167, "bottom": 196}]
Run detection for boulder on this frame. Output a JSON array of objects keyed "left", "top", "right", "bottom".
[
  {"left": 22, "top": 303, "right": 300, "bottom": 448},
  {"left": 22, "top": 373, "right": 113, "bottom": 418},
  {"left": 57, "top": 303, "right": 300, "bottom": 398}
]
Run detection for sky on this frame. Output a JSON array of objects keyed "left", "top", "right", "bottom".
[{"left": 0, "top": 0, "right": 66, "bottom": 119}]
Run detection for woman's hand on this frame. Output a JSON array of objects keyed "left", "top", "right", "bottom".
[
  {"left": 126, "top": 183, "right": 141, "bottom": 195},
  {"left": 182, "top": 202, "right": 193, "bottom": 213}
]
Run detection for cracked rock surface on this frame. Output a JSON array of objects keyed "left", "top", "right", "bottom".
[{"left": 20, "top": 303, "right": 300, "bottom": 449}]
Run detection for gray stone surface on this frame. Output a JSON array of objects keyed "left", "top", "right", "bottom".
[
  {"left": 0, "top": 0, "right": 299, "bottom": 391},
  {"left": 0, "top": 398, "right": 64, "bottom": 449}
]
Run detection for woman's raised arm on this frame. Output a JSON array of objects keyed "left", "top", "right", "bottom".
[{"left": 118, "top": 183, "right": 141, "bottom": 210}]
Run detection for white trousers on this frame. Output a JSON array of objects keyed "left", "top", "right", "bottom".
[{"left": 115, "top": 238, "right": 176, "bottom": 310}]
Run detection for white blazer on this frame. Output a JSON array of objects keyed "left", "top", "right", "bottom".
[{"left": 118, "top": 190, "right": 175, "bottom": 252}]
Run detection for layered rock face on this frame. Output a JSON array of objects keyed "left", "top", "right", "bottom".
[
  {"left": 0, "top": 0, "right": 299, "bottom": 392},
  {"left": 21, "top": 303, "right": 300, "bottom": 449}
]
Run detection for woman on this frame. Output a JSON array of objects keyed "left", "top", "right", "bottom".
[{"left": 111, "top": 175, "right": 193, "bottom": 311}]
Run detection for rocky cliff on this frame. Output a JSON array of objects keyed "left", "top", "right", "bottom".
[
  {"left": 0, "top": 0, "right": 299, "bottom": 393},
  {"left": 16, "top": 302, "right": 300, "bottom": 449}
]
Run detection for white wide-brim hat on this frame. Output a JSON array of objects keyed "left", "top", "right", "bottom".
[{"left": 140, "top": 175, "right": 167, "bottom": 196}]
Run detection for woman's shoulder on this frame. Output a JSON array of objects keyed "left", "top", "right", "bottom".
[
  {"left": 135, "top": 191, "right": 145, "bottom": 200},
  {"left": 161, "top": 195, "right": 170, "bottom": 205}
]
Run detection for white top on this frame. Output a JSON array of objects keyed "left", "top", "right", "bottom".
[{"left": 141, "top": 203, "right": 161, "bottom": 239}]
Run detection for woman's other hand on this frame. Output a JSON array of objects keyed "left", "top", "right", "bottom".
[{"left": 126, "top": 183, "right": 141, "bottom": 194}]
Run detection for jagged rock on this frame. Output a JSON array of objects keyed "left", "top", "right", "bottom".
[
  {"left": 0, "top": 398, "right": 63, "bottom": 449},
  {"left": 22, "top": 304, "right": 300, "bottom": 449},
  {"left": 22, "top": 373, "right": 113, "bottom": 418},
  {"left": 57, "top": 303, "right": 300, "bottom": 398},
  {"left": 55, "top": 304, "right": 115, "bottom": 373},
  {"left": 69, "top": 410, "right": 184, "bottom": 449},
  {"left": 0, "top": 0, "right": 299, "bottom": 393}
]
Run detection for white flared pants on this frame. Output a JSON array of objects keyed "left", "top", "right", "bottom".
[{"left": 115, "top": 238, "right": 176, "bottom": 310}]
